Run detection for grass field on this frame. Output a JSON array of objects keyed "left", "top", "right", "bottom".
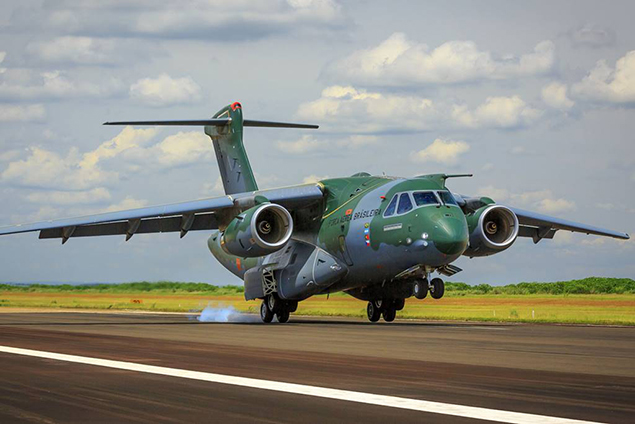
[{"left": 1, "top": 278, "right": 634, "bottom": 325}]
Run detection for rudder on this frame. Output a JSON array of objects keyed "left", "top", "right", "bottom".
[{"left": 205, "top": 102, "right": 258, "bottom": 195}]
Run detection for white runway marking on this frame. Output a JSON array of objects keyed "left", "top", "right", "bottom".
[{"left": 0, "top": 345, "right": 601, "bottom": 424}]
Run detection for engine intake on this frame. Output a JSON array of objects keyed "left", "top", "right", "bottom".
[
  {"left": 464, "top": 205, "right": 519, "bottom": 257},
  {"left": 222, "top": 203, "right": 293, "bottom": 257}
]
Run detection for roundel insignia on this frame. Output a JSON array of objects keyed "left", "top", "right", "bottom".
[{"left": 345, "top": 208, "right": 353, "bottom": 215}]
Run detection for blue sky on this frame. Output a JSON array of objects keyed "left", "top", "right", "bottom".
[{"left": 0, "top": 0, "right": 633, "bottom": 285}]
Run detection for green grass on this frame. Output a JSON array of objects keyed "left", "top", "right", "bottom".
[{"left": 1, "top": 278, "right": 634, "bottom": 325}]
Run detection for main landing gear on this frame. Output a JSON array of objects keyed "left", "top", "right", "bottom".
[
  {"left": 365, "top": 277, "right": 445, "bottom": 323},
  {"left": 260, "top": 294, "right": 297, "bottom": 323},
  {"left": 366, "top": 298, "right": 405, "bottom": 323}
]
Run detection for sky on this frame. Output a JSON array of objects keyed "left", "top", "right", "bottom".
[{"left": 0, "top": 0, "right": 633, "bottom": 285}]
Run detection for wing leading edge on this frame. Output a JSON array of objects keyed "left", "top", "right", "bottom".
[
  {"left": 0, "top": 184, "right": 324, "bottom": 243},
  {"left": 508, "top": 206, "right": 629, "bottom": 243}
]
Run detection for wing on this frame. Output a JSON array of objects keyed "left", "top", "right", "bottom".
[
  {"left": 508, "top": 207, "right": 629, "bottom": 243},
  {"left": 0, "top": 184, "right": 324, "bottom": 243}
]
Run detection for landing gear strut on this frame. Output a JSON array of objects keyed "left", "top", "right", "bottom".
[{"left": 260, "top": 294, "right": 294, "bottom": 323}]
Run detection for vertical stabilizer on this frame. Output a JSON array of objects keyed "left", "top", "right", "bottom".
[{"left": 205, "top": 102, "right": 258, "bottom": 195}]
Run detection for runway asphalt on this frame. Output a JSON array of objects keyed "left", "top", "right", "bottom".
[{"left": 0, "top": 312, "right": 633, "bottom": 423}]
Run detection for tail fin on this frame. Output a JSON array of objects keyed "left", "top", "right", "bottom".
[
  {"left": 104, "top": 102, "right": 318, "bottom": 195},
  {"left": 206, "top": 102, "right": 257, "bottom": 194}
]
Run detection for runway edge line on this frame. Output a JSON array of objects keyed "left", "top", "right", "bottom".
[{"left": 0, "top": 345, "right": 603, "bottom": 424}]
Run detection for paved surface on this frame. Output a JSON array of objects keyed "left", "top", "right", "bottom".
[{"left": 0, "top": 312, "right": 633, "bottom": 423}]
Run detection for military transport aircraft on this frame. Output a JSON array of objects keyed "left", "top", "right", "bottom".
[{"left": 0, "top": 103, "right": 629, "bottom": 323}]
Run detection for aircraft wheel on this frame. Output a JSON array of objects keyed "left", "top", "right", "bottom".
[
  {"left": 267, "top": 294, "right": 281, "bottom": 313},
  {"left": 394, "top": 298, "right": 405, "bottom": 311},
  {"left": 260, "top": 301, "right": 274, "bottom": 323},
  {"left": 430, "top": 278, "right": 445, "bottom": 299},
  {"left": 413, "top": 279, "right": 428, "bottom": 299},
  {"left": 277, "top": 309, "right": 290, "bottom": 323},
  {"left": 382, "top": 305, "right": 396, "bottom": 322},
  {"left": 287, "top": 300, "right": 298, "bottom": 313},
  {"left": 367, "top": 301, "right": 381, "bottom": 322}
]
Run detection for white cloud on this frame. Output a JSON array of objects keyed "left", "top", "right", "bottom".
[
  {"left": 11, "top": 1, "right": 346, "bottom": 40},
  {"left": 476, "top": 187, "right": 575, "bottom": 214},
  {"left": 2, "top": 127, "right": 158, "bottom": 190},
  {"left": 0, "top": 104, "right": 46, "bottom": 122},
  {"left": 130, "top": 74, "right": 202, "bottom": 106},
  {"left": 103, "top": 196, "right": 148, "bottom": 213},
  {"left": 412, "top": 139, "right": 469, "bottom": 165},
  {"left": 0, "top": 69, "right": 123, "bottom": 101},
  {"left": 276, "top": 135, "right": 323, "bottom": 154},
  {"left": 297, "top": 85, "right": 438, "bottom": 132},
  {"left": 572, "top": 50, "right": 635, "bottom": 104},
  {"left": 537, "top": 197, "right": 576, "bottom": 214},
  {"left": 123, "top": 131, "right": 213, "bottom": 167},
  {"left": 541, "top": 82, "right": 574, "bottom": 110},
  {"left": 302, "top": 174, "right": 329, "bottom": 184},
  {"left": 453, "top": 96, "right": 543, "bottom": 129},
  {"left": 25, "top": 188, "right": 111, "bottom": 205},
  {"left": 323, "top": 33, "right": 555, "bottom": 86},
  {"left": 298, "top": 86, "right": 542, "bottom": 133},
  {"left": 25, "top": 36, "right": 116, "bottom": 65}
]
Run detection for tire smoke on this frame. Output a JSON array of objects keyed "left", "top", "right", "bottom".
[{"left": 196, "top": 302, "right": 259, "bottom": 323}]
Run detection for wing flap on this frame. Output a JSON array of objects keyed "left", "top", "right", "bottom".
[{"left": 38, "top": 213, "right": 219, "bottom": 239}]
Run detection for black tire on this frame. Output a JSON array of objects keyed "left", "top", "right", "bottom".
[
  {"left": 277, "top": 309, "right": 290, "bottom": 323},
  {"left": 413, "top": 279, "right": 428, "bottom": 299},
  {"left": 430, "top": 278, "right": 445, "bottom": 299},
  {"left": 260, "top": 301, "right": 273, "bottom": 323},
  {"left": 382, "top": 306, "right": 396, "bottom": 322},
  {"left": 267, "top": 294, "right": 280, "bottom": 313},
  {"left": 394, "top": 298, "right": 405, "bottom": 311},
  {"left": 367, "top": 301, "right": 381, "bottom": 322},
  {"left": 287, "top": 300, "right": 298, "bottom": 313}
]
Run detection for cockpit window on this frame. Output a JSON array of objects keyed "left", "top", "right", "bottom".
[
  {"left": 384, "top": 194, "right": 398, "bottom": 217},
  {"left": 397, "top": 193, "right": 413, "bottom": 214},
  {"left": 413, "top": 191, "right": 439, "bottom": 206},
  {"left": 438, "top": 191, "right": 458, "bottom": 206}
]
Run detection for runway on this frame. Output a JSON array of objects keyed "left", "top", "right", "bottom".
[{"left": 0, "top": 313, "right": 633, "bottom": 423}]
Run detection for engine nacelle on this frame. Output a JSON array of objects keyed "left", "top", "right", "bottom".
[
  {"left": 463, "top": 205, "right": 519, "bottom": 257},
  {"left": 221, "top": 203, "right": 293, "bottom": 257}
]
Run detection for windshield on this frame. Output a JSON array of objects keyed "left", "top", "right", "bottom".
[
  {"left": 438, "top": 191, "right": 458, "bottom": 206},
  {"left": 384, "top": 194, "right": 398, "bottom": 216},
  {"left": 413, "top": 191, "right": 439, "bottom": 206},
  {"left": 397, "top": 193, "right": 413, "bottom": 214}
]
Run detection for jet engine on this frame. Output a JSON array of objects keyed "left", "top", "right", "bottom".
[
  {"left": 463, "top": 204, "right": 519, "bottom": 257},
  {"left": 221, "top": 203, "right": 293, "bottom": 257}
]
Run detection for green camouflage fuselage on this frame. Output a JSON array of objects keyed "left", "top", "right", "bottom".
[{"left": 208, "top": 173, "right": 469, "bottom": 294}]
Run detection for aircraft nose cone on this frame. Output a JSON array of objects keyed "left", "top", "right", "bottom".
[{"left": 434, "top": 218, "right": 469, "bottom": 256}]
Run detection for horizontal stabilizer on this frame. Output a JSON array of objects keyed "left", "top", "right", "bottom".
[
  {"left": 103, "top": 119, "right": 318, "bottom": 129},
  {"left": 243, "top": 120, "right": 318, "bottom": 129},
  {"left": 103, "top": 119, "right": 231, "bottom": 126}
]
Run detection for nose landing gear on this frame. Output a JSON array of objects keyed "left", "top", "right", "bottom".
[{"left": 429, "top": 277, "right": 445, "bottom": 299}]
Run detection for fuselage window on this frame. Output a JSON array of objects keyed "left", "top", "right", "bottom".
[
  {"left": 439, "top": 191, "right": 458, "bottom": 206},
  {"left": 397, "top": 193, "right": 413, "bottom": 214},
  {"left": 413, "top": 191, "right": 439, "bottom": 206},
  {"left": 384, "top": 194, "right": 398, "bottom": 217}
]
